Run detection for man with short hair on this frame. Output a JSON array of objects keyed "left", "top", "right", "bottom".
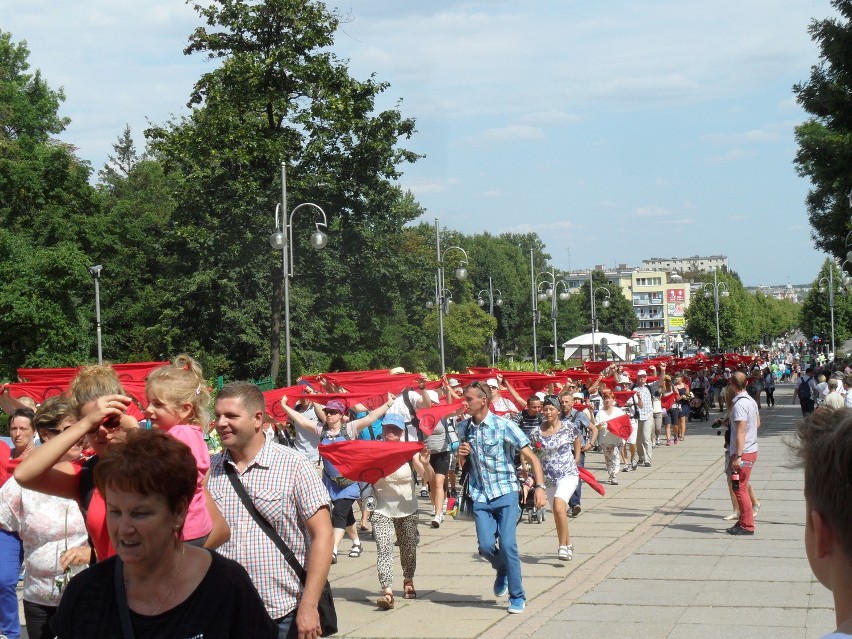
[
  {"left": 564, "top": 391, "right": 597, "bottom": 517},
  {"left": 844, "top": 376, "right": 852, "bottom": 409},
  {"left": 457, "top": 381, "right": 546, "bottom": 615},
  {"left": 728, "top": 372, "right": 760, "bottom": 536},
  {"left": 795, "top": 367, "right": 819, "bottom": 416},
  {"left": 791, "top": 408, "right": 852, "bottom": 637},
  {"left": 513, "top": 395, "right": 543, "bottom": 437},
  {"left": 633, "top": 369, "right": 657, "bottom": 467},
  {"left": 209, "top": 382, "right": 333, "bottom": 638}
]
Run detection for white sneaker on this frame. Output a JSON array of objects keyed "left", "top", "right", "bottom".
[
  {"left": 723, "top": 512, "right": 739, "bottom": 521},
  {"left": 557, "top": 545, "right": 573, "bottom": 561}
]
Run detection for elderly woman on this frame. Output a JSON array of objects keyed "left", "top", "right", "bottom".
[
  {"left": 0, "top": 397, "right": 89, "bottom": 639},
  {"left": 595, "top": 390, "right": 628, "bottom": 485},
  {"left": 50, "top": 429, "right": 276, "bottom": 638},
  {"left": 371, "top": 413, "right": 433, "bottom": 610},
  {"left": 529, "top": 396, "right": 581, "bottom": 561}
]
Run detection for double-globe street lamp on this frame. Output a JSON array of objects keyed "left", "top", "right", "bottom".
[
  {"left": 589, "top": 279, "right": 610, "bottom": 362},
  {"left": 477, "top": 277, "right": 503, "bottom": 366},
  {"left": 818, "top": 264, "right": 843, "bottom": 359},
  {"left": 702, "top": 268, "right": 729, "bottom": 354},
  {"left": 428, "top": 219, "right": 468, "bottom": 376},
  {"left": 269, "top": 161, "right": 329, "bottom": 387},
  {"left": 534, "top": 268, "right": 570, "bottom": 367}
]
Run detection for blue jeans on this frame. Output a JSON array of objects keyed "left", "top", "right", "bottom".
[
  {"left": 473, "top": 491, "right": 524, "bottom": 601},
  {"left": 278, "top": 612, "right": 294, "bottom": 638},
  {"left": 0, "top": 529, "right": 22, "bottom": 639},
  {"left": 569, "top": 452, "right": 585, "bottom": 508}
]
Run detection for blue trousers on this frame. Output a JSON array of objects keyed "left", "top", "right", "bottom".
[
  {"left": 569, "top": 452, "right": 586, "bottom": 508},
  {"left": 472, "top": 491, "right": 524, "bottom": 601},
  {"left": 0, "top": 529, "right": 22, "bottom": 639}
]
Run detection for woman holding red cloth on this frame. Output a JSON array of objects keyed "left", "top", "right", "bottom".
[
  {"left": 15, "top": 365, "right": 138, "bottom": 562},
  {"left": 660, "top": 376, "right": 680, "bottom": 446}
]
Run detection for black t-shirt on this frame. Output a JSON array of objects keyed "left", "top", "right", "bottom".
[{"left": 51, "top": 550, "right": 277, "bottom": 639}]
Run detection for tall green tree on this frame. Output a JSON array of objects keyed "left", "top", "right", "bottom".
[
  {"left": 568, "top": 270, "right": 638, "bottom": 341},
  {"left": 0, "top": 31, "right": 101, "bottom": 377},
  {"left": 146, "top": 0, "right": 423, "bottom": 382},
  {"left": 793, "top": 0, "right": 852, "bottom": 264},
  {"left": 799, "top": 258, "right": 852, "bottom": 350},
  {"left": 684, "top": 271, "right": 753, "bottom": 351}
]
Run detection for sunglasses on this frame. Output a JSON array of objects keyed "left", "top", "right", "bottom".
[{"left": 324, "top": 409, "right": 341, "bottom": 415}]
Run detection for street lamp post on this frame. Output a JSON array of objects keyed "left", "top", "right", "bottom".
[
  {"left": 702, "top": 268, "right": 729, "bottom": 353},
  {"left": 530, "top": 249, "right": 539, "bottom": 371},
  {"left": 431, "top": 219, "right": 468, "bottom": 375},
  {"left": 269, "top": 161, "right": 329, "bottom": 386},
  {"left": 535, "top": 269, "right": 570, "bottom": 367},
  {"left": 589, "top": 277, "right": 610, "bottom": 362},
  {"left": 818, "top": 263, "right": 842, "bottom": 360},
  {"left": 89, "top": 265, "right": 103, "bottom": 364},
  {"left": 477, "top": 277, "right": 503, "bottom": 366}
]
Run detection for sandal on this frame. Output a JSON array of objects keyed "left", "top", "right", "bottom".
[
  {"left": 403, "top": 580, "right": 417, "bottom": 599},
  {"left": 376, "top": 592, "right": 395, "bottom": 610},
  {"left": 348, "top": 543, "right": 362, "bottom": 557}
]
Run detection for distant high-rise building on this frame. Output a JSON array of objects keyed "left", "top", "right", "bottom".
[{"left": 642, "top": 255, "right": 728, "bottom": 274}]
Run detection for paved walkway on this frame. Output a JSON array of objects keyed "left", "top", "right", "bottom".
[{"left": 326, "top": 391, "right": 836, "bottom": 639}]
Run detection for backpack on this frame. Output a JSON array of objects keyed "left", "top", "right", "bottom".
[
  {"left": 320, "top": 424, "right": 355, "bottom": 487},
  {"left": 797, "top": 377, "right": 812, "bottom": 402}
]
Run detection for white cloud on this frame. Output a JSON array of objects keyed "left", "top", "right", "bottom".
[
  {"left": 706, "top": 149, "right": 748, "bottom": 164},
  {"left": 402, "top": 177, "right": 462, "bottom": 195},
  {"left": 634, "top": 205, "right": 671, "bottom": 218},
  {"left": 480, "top": 190, "right": 502, "bottom": 198},
  {"left": 460, "top": 124, "right": 545, "bottom": 146}
]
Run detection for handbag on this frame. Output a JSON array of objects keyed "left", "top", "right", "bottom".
[
  {"left": 454, "top": 420, "right": 475, "bottom": 521},
  {"left": 225, "top": 465, "right": 338, "bottom": 637},
  {"left": 456, "top": 458, "right": 475, "bottom": 521}
]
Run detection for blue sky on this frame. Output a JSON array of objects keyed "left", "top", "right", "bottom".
[{"left": 1, "top": 0, "right": 837, "bottom": 286}]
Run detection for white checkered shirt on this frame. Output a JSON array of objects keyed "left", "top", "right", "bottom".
[{"left": 208, "top": 440, "right": 330, "bottom": 620}]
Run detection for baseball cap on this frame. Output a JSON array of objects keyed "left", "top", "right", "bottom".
[
  {"left": 324, "top": 399, "right": 347, "bottom": 413},
  {"left": 447, "top": 377, "right": 460, "bottom": 387},
  {"left": 637, "top": 369, "right": 647, "bottom": 377},
  {"left": 382, "top": 413, "right": 406, "bottom": 430},
  {"left": 486, "top": 378, "right": 499, "bottom": 388},
  {"left": 572, "top": 392, "right": 584, "bottom": 400}
]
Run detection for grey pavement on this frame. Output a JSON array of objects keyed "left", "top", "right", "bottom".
[{"left": 325, "top": 388, "right": 837, "bottom": 639}]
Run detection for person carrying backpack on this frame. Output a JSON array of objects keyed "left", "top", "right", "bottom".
[{"left": 794, "top": 367, "right": 817, "bottom": 416}]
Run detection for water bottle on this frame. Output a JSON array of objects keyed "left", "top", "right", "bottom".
[
  {"left": 731, "top": 467, "right": 740, "bottom": 492},
  {"left": 446, "top": 419, "right": 460, "bottom": 453}
]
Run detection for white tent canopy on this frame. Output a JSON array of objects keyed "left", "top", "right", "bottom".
[{"left": 561, "top": 332, "right": 638, "bottom": 362}]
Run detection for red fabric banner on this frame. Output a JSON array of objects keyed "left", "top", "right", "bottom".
[
  {"left": 415, "top": 400, "right": 465, "bottom": 436},
  {"left": 604, "top": 413, "right": 633, "bottom": 439},
  {"left": 318, "top": 440, "right": 424, "bottom": 484},
  {"left": 578, "top": 466, "right": 605, "bottom": 496}
]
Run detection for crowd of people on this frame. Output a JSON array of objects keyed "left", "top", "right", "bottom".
[{"left": 0, "top": 351, "right": 850, "bottom": 638}]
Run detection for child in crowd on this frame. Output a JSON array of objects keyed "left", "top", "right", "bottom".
[
  {"left": 145, "top": 355, "right": 229, "bottom": 547},
  {"left": 790, "top": 408, "right": 852, "bottom": 638}
]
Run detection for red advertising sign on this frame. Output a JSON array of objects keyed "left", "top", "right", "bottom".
[{"left": 667, "top": 289, "right": 685, "bottom": 303}]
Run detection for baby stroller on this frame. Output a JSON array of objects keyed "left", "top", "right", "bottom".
[
  {"left": 516, "top": 465, "right": 546, "bottom": 524},
  {"left": 688, "top": 388, "right": 708, "bottom": 422}
]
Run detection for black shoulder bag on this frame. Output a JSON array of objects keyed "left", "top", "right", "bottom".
[
  {"left": 456, "top": 419, "right": 476, "bottom": 521},
  {"left": 224, "top": 464, "right": 338, "bottom": 637}
]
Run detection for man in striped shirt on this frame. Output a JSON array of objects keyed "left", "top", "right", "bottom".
[{"left": 457, "top": 381, "right": 546, "bottom": 615}]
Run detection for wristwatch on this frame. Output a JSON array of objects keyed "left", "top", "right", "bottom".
[{"left": 535, "top": 484, "right": 546, "bottom": 490}]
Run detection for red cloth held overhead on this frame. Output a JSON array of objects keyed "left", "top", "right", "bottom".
[
  {"left": 415, "top": 401, "right": 464, "bottom": 436},
  {"left": 318, "top": 440, "right": 424, "bottom": 484}
]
